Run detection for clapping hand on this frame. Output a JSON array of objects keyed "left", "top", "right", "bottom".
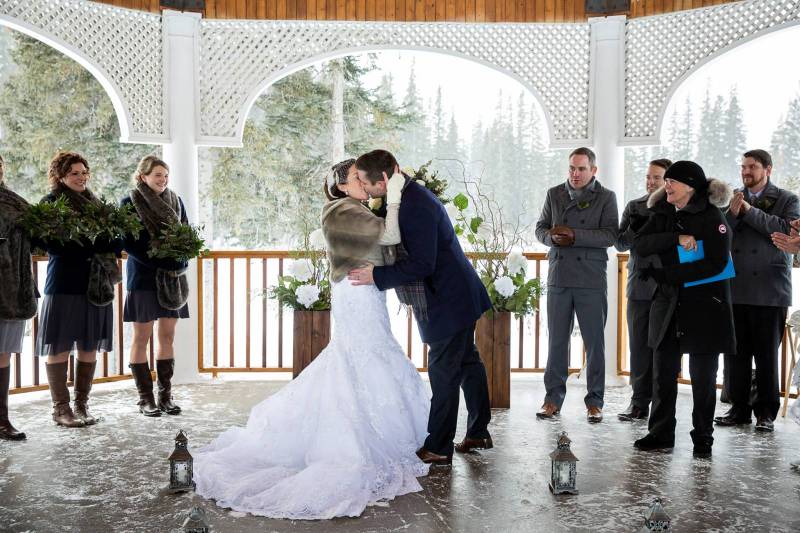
[
  {"left": 728, "top": 191, "right": 751, "bottom": 218},
  {"left": 771, "top": 222, "right": 800, "bottom": 254},
  {"left": 549, "top": 225, "right": 575, "bottom": 247}
]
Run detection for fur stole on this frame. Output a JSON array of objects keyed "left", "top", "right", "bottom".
[
  {"left": 130, "top": 183, "right": 188, "bottom": 310},
  {"left": 0, "top": 184, "right": 38, "bottom": 319},
  {"left": 321, "top": 197, "right": 385, "bottom": 283}
]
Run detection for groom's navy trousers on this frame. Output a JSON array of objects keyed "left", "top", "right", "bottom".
[{"left": 424, "top": 324, "right": 492, "bottom": 456}]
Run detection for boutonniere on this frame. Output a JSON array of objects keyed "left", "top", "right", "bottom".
[
  {"left": 577, "top": 200, "right": 591, "bottom": 210},
  {"left": 755, "top": 197, "right": 774, "bottom": 212}
]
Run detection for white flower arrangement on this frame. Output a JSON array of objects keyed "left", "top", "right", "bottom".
[
  {"left": 494, "top": 276, "right": 516, "bottom": 298},
  {"left": 289, "top": 258, "right": 314, "bottom": 282},
  {"left": 368, "top": 197, "right": 383, "bottom": 211},
  {"left": 506, "top": 247, "right": 528, "bottom": 277},
  {"left": 295, "top": 284, "right": 321, "bottom": 309}
]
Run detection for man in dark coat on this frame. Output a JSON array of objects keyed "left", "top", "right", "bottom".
[
  {"left": 632, "top": 161, "right": 735, "bottom": 458},
  {"left": 715, "top": 149, "right": 799, "bottom": 432},
  {"left": 349, "top": 150, "right": 492, "bottom": 466},
  {"left": 615, "top": 158, "right": 671, "bottom": 421}
]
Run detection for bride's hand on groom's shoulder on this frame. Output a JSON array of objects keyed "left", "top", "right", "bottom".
[{"left": 348, "top": 263, "right": 375, "bottom": 286}]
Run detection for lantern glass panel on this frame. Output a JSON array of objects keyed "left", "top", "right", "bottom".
[
  {"left": 175, "top": 462, "right": 189, "bottom": 485},
  {"left": 557, "top": 461, "right": 572, "bottom": 487}
]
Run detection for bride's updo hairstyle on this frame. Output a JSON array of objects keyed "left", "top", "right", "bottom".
[{"left": 324, "top": 158, "right": 356, "bottom": 201}]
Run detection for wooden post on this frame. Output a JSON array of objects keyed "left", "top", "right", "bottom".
[
  {"left": 292, "top": 310, "right": 331, "bottom": 378},
  {"left": 475, "top": 311, "right": 511, "bottom": 408}
]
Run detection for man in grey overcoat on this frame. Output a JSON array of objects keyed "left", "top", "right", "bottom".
[
  {"left": 715, "top": 149, "right": 799, "bottom": 432},
  {"left": 535, "top": 147, "right": 619, "bottom": 423},
  {"left": 615, "top": 158, "right": 671, "bottom": 421}
]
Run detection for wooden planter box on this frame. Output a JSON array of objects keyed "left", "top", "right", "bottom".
[
  {"left": 292, "top": 310, "right": 331, "bottom": 379},
  {"left": 475, "top": 311, "right": 511, "bottom": 409}
]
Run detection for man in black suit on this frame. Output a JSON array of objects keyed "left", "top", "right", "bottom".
[{"left": 349, "top": 149, "right": 492, "bottom": 466}]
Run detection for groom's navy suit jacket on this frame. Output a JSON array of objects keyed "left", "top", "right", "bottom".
[{"left": 373, "top": 181, "right": 491, "bottom": 344}]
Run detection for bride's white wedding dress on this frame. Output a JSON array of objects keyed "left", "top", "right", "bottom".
[{"left": 193, "top": 280, "right": 431, "bottom": 520}]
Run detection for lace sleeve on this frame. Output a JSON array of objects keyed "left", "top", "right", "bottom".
[{"left": 377, "top": 204, "right": 401, "bottom": 245}]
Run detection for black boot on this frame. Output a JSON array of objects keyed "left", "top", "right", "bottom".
[
  {"left": 46, "top": 362, "right": 85, "bottom": 428},
  {"left": 156, "top": 359, "right": 181, "bottom": 415},
  {"left": 0, "top": 365, "right": 26, "bottom": 440},
  {"left": 73, "top": 360, "right": 98, "bottom": 425},
  {"left": 129, "top": 363, "right": 161, "bottom": 417}
]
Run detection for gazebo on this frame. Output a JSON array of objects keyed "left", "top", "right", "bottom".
[{"left": 1, "top": 0, "right": 800, "bottom": 531}]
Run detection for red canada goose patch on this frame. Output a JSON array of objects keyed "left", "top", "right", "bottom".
[{"left": 719, "top": 224, "right": 727, "bottom": 234}]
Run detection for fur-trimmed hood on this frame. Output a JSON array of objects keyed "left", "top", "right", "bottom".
[{"left": 647, "top": 178, "right": 733, "bottom": 211}]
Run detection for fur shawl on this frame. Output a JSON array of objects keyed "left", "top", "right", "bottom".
[
  {"left": 647, "top": 178, "right": 733, "bottom": 210},
  {"left": 0, "top": 184, "right": 38, "bottom": 320},
  {"left": 321, "top": 197, "right": 385, "bottom": 283}
]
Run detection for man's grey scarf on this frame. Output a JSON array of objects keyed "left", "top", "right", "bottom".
[
  {"left": 383, "top": 177, "right": 428, "bottom": 322},
  {"left": 130, "top": 182, "right": 188, "bottom": 310},
  {"left": 56, "top": 185, "right": 121, "bottom": 307},
  {"left": 0, "top": 184, "right": 38, "bottom": 319}
]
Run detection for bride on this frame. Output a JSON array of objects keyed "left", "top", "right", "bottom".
[{"left": 193, "top": 159, "right": 431, "bottom": 520}]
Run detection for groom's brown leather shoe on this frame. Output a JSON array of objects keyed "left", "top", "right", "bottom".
[
  {"left": 454, "top": 436, "right": 494, "bottom": 454},
  {"left": 416, "top": 448, "right": 452, "bottom": 465}
]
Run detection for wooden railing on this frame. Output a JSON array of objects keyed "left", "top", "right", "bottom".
[
  {"left": 8, "top": 255, "right": 153, "bottom": 395},
  {"left": 195, "top": 251, "right": 590, "bottom": 375},
  {"left": 9, "top": 251, "right": 796, "bottom": 401}
]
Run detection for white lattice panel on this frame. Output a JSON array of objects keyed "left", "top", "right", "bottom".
[
  {"left": 0, "top": 0, "right": 165, "bottom": 140},
  {"left": 199, "top": 20, "right": 591, "bottom": 144},
  {"left": 625, "top": 0, "right": 800, "bottom": 141}
]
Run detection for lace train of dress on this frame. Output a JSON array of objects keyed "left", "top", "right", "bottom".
[{"left": 193, "top": 281, "right": 431, "bottom": 519}]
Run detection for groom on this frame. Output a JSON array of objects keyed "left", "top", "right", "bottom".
[{"left": 348, "top": 149, "right": 493, "bottom": 465}]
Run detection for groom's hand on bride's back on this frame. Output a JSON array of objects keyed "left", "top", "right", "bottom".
[{"left": 348, "top": 263, "right": 375, "bottom": 286}]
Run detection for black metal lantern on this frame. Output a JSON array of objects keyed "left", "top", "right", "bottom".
[
  {"left": 182, "top": 506, "right": 209, "bottom": 533},
  {"left": 168, "top": 430, "right": 196, "bottom": 493},
  {"left": 549, "top": 432, "right": 579, "bottom": 495},
  {"left": 640, "top": 498, "right": 671, "bottom": 532}
]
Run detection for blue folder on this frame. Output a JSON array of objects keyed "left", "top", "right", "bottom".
[{"left": 676, "top": 240, "right": 736, "bottom": 288}]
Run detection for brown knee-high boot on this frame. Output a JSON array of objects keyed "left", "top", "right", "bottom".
[
  {"left": 129, "top": 362, "right": 161, "bottom": 417},
  {"left": 46, "top": 362, "right": 84, "bottom": 428},
  {"left": 73, "top": 360, "right": 97, "bottom": 425},
  {"left": 156, "top": 359, "right": 181, "bottom": 415},
  {"left": 0, "top": 365, "right": 26, "bottom": 440}
]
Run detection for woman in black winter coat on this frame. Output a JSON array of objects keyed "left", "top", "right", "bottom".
[{"left": 631, "top": 160, "right": 734, "bottom": 458}]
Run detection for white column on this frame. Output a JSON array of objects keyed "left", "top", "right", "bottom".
[
  {"left": 589, "top": 16, "right": 627, "bottom": 387},
  {"left": 162, "top": 11, "right": 202, "bottom": 384}
]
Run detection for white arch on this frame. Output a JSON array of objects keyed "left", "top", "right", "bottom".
[
  {"left": 0, "top": 15, "right": 135, "bottom": 143},
  {"left": 198, "top": 45, "right": 562, "bottom": 149},
  {"left": 653, "top": 20, "right": 800, "bottom": 145}
]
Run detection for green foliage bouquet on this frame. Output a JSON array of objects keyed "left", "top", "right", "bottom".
[
  {"left": 451, "top": 178, "right": 543, "bottom": 319},
  {"left": 22, "top": 196, "right": 143, "bottom": 246},
  {"left": 147, "top": 221, "right": 208, "bottom": 263},
  {"left": 368, "top": 160, "right": 449, "bottom": 213},
  {"left": 20, "top": 197, "right": 82, "bottom": 246},
  {"left": 79, "top": 200, "right": 143, "bottom": 244},
  {"left": 269, "top": 226, "right": 331, "bottom": 311}
]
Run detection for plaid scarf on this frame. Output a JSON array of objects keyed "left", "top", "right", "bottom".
[{"left": 393, "top": 243, "right": 429, "bottom": 322}]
